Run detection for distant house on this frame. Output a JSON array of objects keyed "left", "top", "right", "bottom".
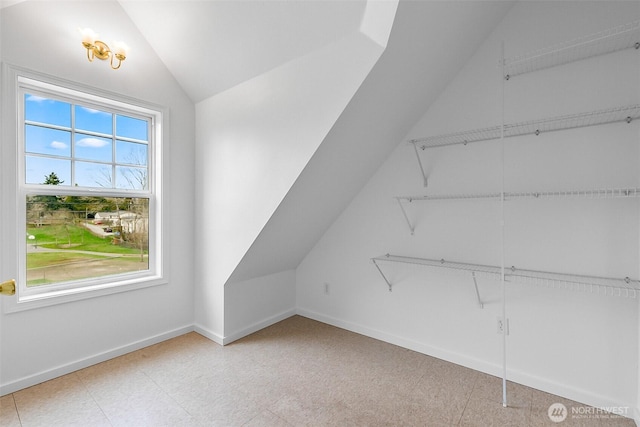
[
  {"left": 121, "top": 214, "right": 148, "bottom": 235},
  {"left": 93, "top": 212, "right": 123, "bottom": 226},
  {"left": 94, "top": 211, "right": 147, "bottom": 234}
]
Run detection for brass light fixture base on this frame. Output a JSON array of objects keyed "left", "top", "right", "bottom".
[
  {"left": 92, "top": 41, "right": 111, "bottom": 60},
  {"left": 80, "top": 28, "right": 128, "bottom": 70}
]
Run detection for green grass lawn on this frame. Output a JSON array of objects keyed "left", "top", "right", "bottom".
[
  {"left": 27, "top": 223, "right": 146, "bottom": 255},
  {"left": 26, "top": 223, "right": 148, "bottom": 287},
  {"left": 27, "top": 252, "right": 111, "bottom": 269},
  {"left": 27, "top": 253, "right": 148, "bottom": 286}
]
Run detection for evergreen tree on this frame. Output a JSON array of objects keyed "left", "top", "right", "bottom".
[
  {"left": 43, "top": 172, "right": 64, "bottom": 185},
  {"left": 37, "top": 172, "right": 64, "bottom": 212}
]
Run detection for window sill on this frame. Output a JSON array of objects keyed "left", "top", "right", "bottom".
[{"left": 2, "top": 274, "right": 167, "bottom": 313}]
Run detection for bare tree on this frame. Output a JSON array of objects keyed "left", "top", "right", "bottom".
[
  {"left": 94, "top": 168, "right": 113, "bottom": 188},
  {"left": 119, "top": 166, "right": 147, "bottom": 190}
]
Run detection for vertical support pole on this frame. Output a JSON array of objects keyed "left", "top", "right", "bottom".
[
  {"left": 500, "top": 41, "right": 508, "bottom": 409},
  {"left": 411, "top": 142, "right": 428, "bottom": 187}
]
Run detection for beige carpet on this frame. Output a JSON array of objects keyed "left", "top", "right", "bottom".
[{"left": 1, "top": 316, "right": 633, "bottom": 426}]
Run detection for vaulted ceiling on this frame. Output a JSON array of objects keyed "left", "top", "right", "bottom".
[
  {"left": 0, "top": 0, "right": 513, "bottom": 108},
  {"left": 1, "top": 0, "right": 516, "bottom": 286},
  {"left": 118, "top": 0, "right": 368, "bottom": 102},
  {"left": 0, "top": 0, "right": 369, "bottom": 103}
]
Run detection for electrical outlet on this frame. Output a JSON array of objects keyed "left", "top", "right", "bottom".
[
  {"left": 496, "top": 317, "right": 509, "bottom": 335},
  {"left": 324, "top": 282, "right": 330, "bottom": 296}
]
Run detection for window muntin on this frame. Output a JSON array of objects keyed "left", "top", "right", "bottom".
[
  {"left": 23, "top": 93, "right": 150, "bottom": 190},
  {"left": 25, "top": 95, "right": 71, "bottom": 127},
  {"left": 16, "top": 77, "right": 162, "bottom": 304},
  {"left": 75, "top": 105, "right": 112, "bottom": 135},
  {"left": 116, "top": 114, "right": 148, "bottom": 140},
  {"left": 116, "top": 141, "right": 148, "bottom": 166},
  {"left": 25, "top": 156, "right": 71, "bottom": 185},
  {"left": 25, "top": 125, "right": 71, "bottom": 157}
]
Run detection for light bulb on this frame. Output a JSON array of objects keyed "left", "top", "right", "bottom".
[{"left": 79, "top": 27, "right": 98, "bottom": 45}]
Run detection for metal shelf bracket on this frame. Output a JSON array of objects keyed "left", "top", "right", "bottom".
[
  {"left": 372, "top": 256, "right": 393, "bottom": 292},
  {"left": 410, "top": 142, "right": 428, "bottom": 187},
  {"left": 372, "top": 255, "right": 485, "bottom": 308},
  {"left": 396, "top": 198, "right": 415, "bottom": 235},
  {"left": 472, "top": 272, "right": 484, "bottom": 309}
]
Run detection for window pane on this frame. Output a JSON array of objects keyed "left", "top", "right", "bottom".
[
  {"left": 20, "top": 78, "right": 158, "bottom": 302},
  {"left": 116, "top": 115, "right": 147, "bottom": 141},
  {"left": 25, "top": 156, "right": 70, "bottom": 185},
  {"left": 25, "top": 125, "right": 71, "bottom": 157},
  {"left": 25, "top": 94, "right": 71, "bottom": 127},
  {"left": 26, "top": 196, "right": 149, "bottom": 287},
  {"left": 116, "top": 166, "right": 147, "bottom": 190},
  {"left": 75, "top": 161, "right": 112, "bottom": 188},
  {"left": 116, "top": 141, "right": 147, "bottom": 166},
  {"left": 74, "top": 133, "right": 112, "bottom": 162},
  {"left": 75, "top": 105, "right": 113, "bottom": 135}
]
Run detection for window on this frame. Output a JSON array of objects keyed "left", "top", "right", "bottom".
[{"left": 13, "top": 75, "right": 164, "bottom": 306}]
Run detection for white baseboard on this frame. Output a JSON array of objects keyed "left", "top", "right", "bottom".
[
  {"left": 1, "top": 309, "right": 296, "bottom": 396},
  {"left": 0, "top": 324, "right": 194, "bottom": 396},
  {"left": 296, "top": 307, "right": 503, "bottom": 376},
  {"left": 507, "top": 368, "right": 636, "bottom": 419},
  {"left": 296, "top": 308, "right": 636, "bottom": 420},
  {"left": 193, "top": 323, "right": 224, "bottom": 345},
  {"left": 222, "top": 308, "right": 296, "bottom": 345}
]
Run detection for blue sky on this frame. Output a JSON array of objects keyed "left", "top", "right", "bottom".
[{"left": 24, "top": 94, "right": 148, "bottom": 190}]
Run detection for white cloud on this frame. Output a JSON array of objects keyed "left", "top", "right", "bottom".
[
  {"left": 26, "top": 95, "right": 48, "bottom": 103},
  {"left": 80, "top": 106, "right": 108, "bottom": 115},
  {"left": 50, "top": 141, "right": 68, "bottom": 150},
  {"left": 77, "top": 137, "right": 109, "bottom": 148}
]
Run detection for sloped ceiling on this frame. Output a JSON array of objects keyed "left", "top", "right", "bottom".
[
  {"left": 1, "top": 0, "right": 514, "bottom": 288},
  {"left": 0, "top": 0, "right": 25, "bottom": 8},
  {"left": 228, "top": 0, "right": 515, "bottom": 284},
  {"left": 118, "top": 0, "right": 368, "bottom": 102},
  {"left": 1, "top": 0, "right": 368, "bottom": 102}
]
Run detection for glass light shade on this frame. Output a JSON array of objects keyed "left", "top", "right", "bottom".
[
  {"left": 113, "top": 41, "right": 130, "bottom": 57},
  {"left": 79, "top": 27, "right": 98, "bottom": 45}
]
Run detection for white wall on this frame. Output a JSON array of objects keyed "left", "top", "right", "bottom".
[
  {"left": 203, "top": 0, "right": 512, "bottom": 347},
  {"left": 224, "top": 270, "right": 296, "bottom": 344},
  {"left": 297, "top": 0, "right": 640, "bottom": 411},
  {"left": 193, "top": 27, "right": 388, "bottom": 341},
  {"left": 0, "top": 1, "right": 195, "bottom": 394}
]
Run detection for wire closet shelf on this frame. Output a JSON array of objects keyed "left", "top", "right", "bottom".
[
  {"left": 371, "top": 254, "right": 640, "bottom": 298},
  {"left": 409, "top": 104, "right": 640, "bottom": 150},
  {"left": 393, "top": 188, "right": 640, "bottom": 235},
  {"left": 396, "top": 187, "right": 640, "bottom": 203},
  {"left": 503, "top": 20, "right": 640, "bottom": 79}
]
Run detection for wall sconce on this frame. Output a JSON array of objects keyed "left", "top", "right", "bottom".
[{"left": 79, "top": 28, "right": 129, "bottom": 70}]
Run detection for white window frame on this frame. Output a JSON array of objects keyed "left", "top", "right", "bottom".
[{"left": 1, "top": 65, "right": 166, "bottom": 313}]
